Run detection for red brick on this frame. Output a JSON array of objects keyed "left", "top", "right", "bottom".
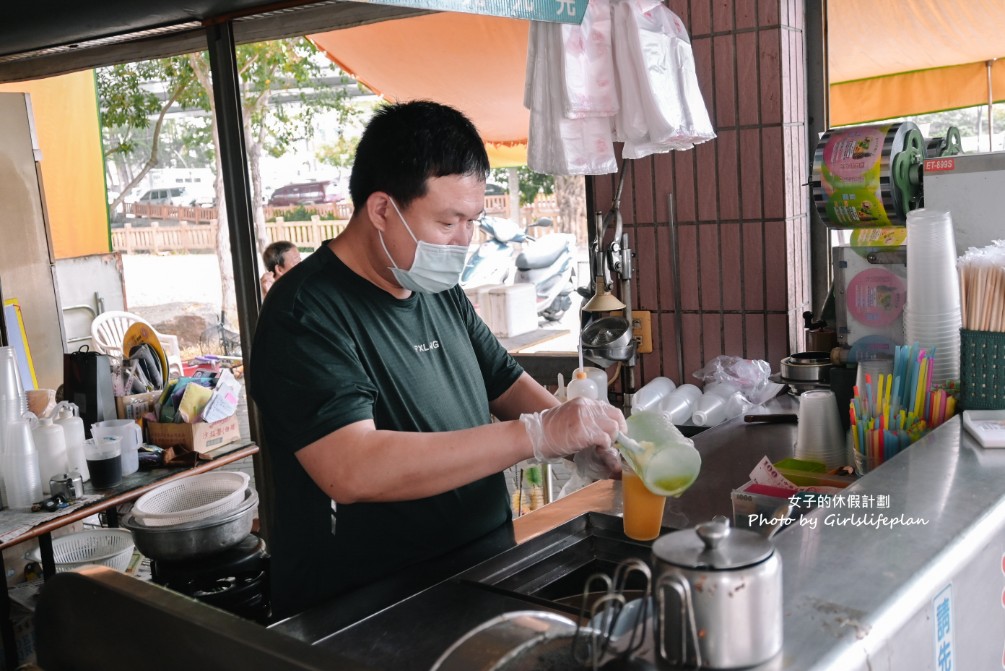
[
  {"left": 713, "top": 35, "right": 737, "bottom": 128},
  {"left": 673, "top": 152, "right": 697, "bottom": 223},
  {"left": 698, "top": 224, "right": 722, "bottom": 311},
  {"left": 631, "top": 157, "right": 655, "bottom": 224},
  {"left": 635, "top": 226, "right": 659, "bottom": 308},
  {"left": 743, "top": 222, "right": 765, "bottom": 310},
  {"left": 724, "top": 313, "right": 745, "bottom": 357},
  {"left": 678, "top": 224, "right": 700, "bottom": 310},
  {"left": 744, "top": 314, "right": 767, "bottom": 361},
  {"left": 759, "top": 29, "right": 782, "bottom": 125},
  {"left": 736, "top": 32, "right": 760, "bottom": 126},
  {"left": 720, "top": 223, "right": 742, "bottom": 310},
  {"left": 696, "top": 141, "right": 718, "bottom": 222},
  {"left": 716, "top": 129, "right": 739, "bottom": 221},
  {"left": 764, "top": 220, "right": 787, "bottom": 311},
  {"left": 690, "top": 0, "right": 713, "bottom": 37},
  {"left": 739, "top": 129, "right": 763, "bottom": 220},
  {"left": 735, "top": 0, "right": 757, "bottom": 29},
  {"left": 712, "top": 0, "right": 733, "bottom": 33},
  {"left": 759, "top": 0, "right": 780, "bottom": 26},
  {"left": 761, "top": 126, "right": 784, "bottom": 219}
]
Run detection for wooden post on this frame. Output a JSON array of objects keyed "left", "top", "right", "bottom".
[
  {"left": 179, "top": 221, "right": 189, "bottom": 252},
  {"left": 311, "top": 214, "right": 321, "bottom": 248},
  {"left": 124, "top": 223, "right": 134, "bottom": 254},
  {"left": 151, "top": 221, "right": 160, "bottom": 254}
]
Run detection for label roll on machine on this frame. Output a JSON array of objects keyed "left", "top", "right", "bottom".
[{"left": 811, "top": 121, "right": 927, "bottom": 228}]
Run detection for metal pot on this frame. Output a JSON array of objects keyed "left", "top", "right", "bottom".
[
  {"left": 430, "top": 610, "right": 581, "bottom": 671},
  {"left": 652, "top": 518, "right": 782, "bottom": 669},
  {"left": 581, "top": 316, "right": 636, "bottom": 366},
  {"left": 123, "top": 489, "right": 258, "bottom": 562}
]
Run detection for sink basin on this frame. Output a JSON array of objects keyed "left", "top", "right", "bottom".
[{"left": 458, "top": 512, "right": 672, "bottom": 614}]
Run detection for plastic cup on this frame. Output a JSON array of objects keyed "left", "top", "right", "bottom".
[
  {"left": 85, "top": 436, "right": 123, "bottom": 489},
  {"left": 853, "top": 450, "right": 882, "bottom": 476},
  {"left": 795, "top": 390, "right": 847, "bottom": 469},
  {"left": 621, "top": 459, "right": 666, "bottom": 541},
  {"left": 0, "top": 347, "right": 26, "bottom": 411},
  {"left": 3, "top": 419, "right": 42, "bottom": 510},
  {"left": 906, "top": 210, "right": 961, "bottom": 316}
]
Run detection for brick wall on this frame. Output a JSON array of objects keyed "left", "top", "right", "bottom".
[{"left": 589, "top": 0, "right": 810, "bottom": 387}]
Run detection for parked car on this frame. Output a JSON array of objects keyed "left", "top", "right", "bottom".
[
  {"left": 137, "top": 186, "right": 214, "bottom": 207},
  {"left": 268, "top": 180, "right": 345, "bottom": 207}
]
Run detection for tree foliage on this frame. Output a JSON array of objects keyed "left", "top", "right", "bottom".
[{"left": 491, "top": 166, "right": 554, "bottom": 206}]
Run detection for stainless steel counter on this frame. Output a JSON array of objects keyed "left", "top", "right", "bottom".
[{"left": 276, "top": 394, "right": 1005, "bottom": 670}]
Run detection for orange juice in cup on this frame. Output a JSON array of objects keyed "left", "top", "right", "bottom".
[{"left": 622, "top": 460, "right": 667, "bottom": 541}]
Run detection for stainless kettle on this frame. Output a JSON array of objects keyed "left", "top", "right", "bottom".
[{"left": 652, "top": 518, "right": 782, "bottom": 669}]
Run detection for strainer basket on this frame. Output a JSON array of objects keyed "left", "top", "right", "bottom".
[
  {"left": 132, "top": 471, "right": 250, "bottom": 527},
  {"left": 28, "top": 529, "right": 135, "bottom": 573}
]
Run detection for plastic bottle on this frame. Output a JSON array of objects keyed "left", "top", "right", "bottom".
[
  {"left": 4, "top": 418, "right": 42, "bottom": 510},
  {"left": 692, "top": 392, "right": 727, "bottom": 427},
  {"left": 663, "top": 384, "right": 702, "bottom": 424},
  {"left": 54, "top": 401, "right": 89, "bottom": 481},
  {"left": 583, "top": 367, "right": 609, "bottom": 403},
  {"left": 33, "top": 416, "right": 69, "bottom": 494},
  {"left": 566, "top": 370, "right": 600, "bottom": 401},
  {"left": 632, "top": 376, "right": 677, "bottom": 412}
]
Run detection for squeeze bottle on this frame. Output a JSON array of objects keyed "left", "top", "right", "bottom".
[
  {"left": 54, "top": 401, "right": 89, "bottom": 482},
  {"left": 33, "top": 416, "right": 68, "bottom": 494},
  {"left": 566, "top": 370, "right": 600, "bottom": 401}
]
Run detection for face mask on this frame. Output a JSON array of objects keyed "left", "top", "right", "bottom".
[{"left": 379, "top": 198, "right": 467, "bottom": 294}]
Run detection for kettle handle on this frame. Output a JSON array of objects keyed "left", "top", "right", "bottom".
[{"left": 655, "top": 573, "right": 703, "bottom": 669}]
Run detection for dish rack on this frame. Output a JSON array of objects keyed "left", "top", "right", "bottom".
[
  {"left": 28, "top": 529, "right": 135, "bottom": 573},
  {"left": 132, "top": 471, "right": 250, "bottom": 527}
]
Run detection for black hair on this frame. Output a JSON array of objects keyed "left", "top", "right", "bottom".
[
  {"left": 348, "top": 100, "right": 490, "bottom": 210},
  {"left": 263, "top": 241, "right": 297, "bottom": 273}
]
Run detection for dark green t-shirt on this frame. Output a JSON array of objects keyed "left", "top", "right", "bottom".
[{"left": 249, "top": 243, "right": 523, "bottom": 618}]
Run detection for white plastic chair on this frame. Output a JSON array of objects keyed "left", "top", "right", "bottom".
[{"left": 90, "top": 310, "right": 184, "bottom": 379}]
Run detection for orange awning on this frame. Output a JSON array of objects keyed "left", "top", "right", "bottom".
[
  {"left": 829, "top": 0, "right": 1005, "bottom": 125},
  {"left": 310, "top": 13, "right": 530, "bottom": 167}
]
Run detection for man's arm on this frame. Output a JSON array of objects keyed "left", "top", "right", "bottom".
[{"left": 295, "top": 373, "right": 621, "bottom": 505}]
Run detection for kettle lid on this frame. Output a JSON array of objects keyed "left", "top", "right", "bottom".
[{"left": 652, "top": 518, "right": 773, "bottom": 570}]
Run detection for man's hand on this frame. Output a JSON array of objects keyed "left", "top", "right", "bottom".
[{"left": 519, "top": 397, "right": 626, "bottom": 463}]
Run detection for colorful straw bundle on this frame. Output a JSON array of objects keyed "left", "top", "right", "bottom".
[{"left": 850, "top": 343, "right": 957, "bottom": 472}]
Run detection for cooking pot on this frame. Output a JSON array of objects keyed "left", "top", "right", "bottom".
[
  {"left": 123, "top": 489, "right": 258, "bottom": 562},
  {"left": 652, "top": 518, "right": 782, "bottom": 669}
]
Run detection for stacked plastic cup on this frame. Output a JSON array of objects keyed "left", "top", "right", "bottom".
[{"left": 903, "top": 209, "right": 961, "bottom": 385}]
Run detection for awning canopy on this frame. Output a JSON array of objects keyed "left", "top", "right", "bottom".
[
  {"left": 310, "top": 13, "right": 530, "bottom": 167},
  {"left": 828, "top": 0, "right": 1005, "bottom": 126}
]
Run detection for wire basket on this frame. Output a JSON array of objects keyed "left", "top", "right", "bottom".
[
  {"left": 961, "top": 328, "right": 1005, "bottom": 410},
  {"left": 132, "top": 471, "right": 251, "bottom": 527},
  {"left": 28, "top": 529, "right": 135, "bottom": 573}
]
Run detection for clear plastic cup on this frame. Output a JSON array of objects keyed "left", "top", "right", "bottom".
[
  {"left": 795, "top": 390, "right": 847, "bottom": 469},
  {"left": 621, "top": 459, "right": 666, "bottom": 541}
]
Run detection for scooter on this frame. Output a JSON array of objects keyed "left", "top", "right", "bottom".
[
  {"left": 513, "top": 218, "right": 576, "bottom": 322},
  {"left": 460, "top": 215, "right": 529, "bottom": 288}
]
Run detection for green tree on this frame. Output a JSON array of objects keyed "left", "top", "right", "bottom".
[
  {"left": 98, "top": 38, "right": 363, "bottom": 320},
  {"left": 491, "top": 166, "right": 554, "bottom": 206},
  {"left": 316, "top": 134, "right": 360, "bottom": 172}
]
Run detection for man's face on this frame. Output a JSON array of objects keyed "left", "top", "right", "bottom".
[
  {"left": 275, "top": 248, "right": 302, "bottom": 277},
  {"left": 386, "top": 174, "right": 485, "bottom": 269}
]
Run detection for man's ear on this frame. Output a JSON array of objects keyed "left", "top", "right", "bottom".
[{"left": 366, "top": 192, "right": 393, "bottom": 233}]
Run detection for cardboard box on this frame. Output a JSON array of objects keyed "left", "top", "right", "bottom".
[
  {"left": 116, "top": 391, "right": 162, "bottom": 420},
  {"left": 146, "top": 415, "right": 240, "bottom": 453}
]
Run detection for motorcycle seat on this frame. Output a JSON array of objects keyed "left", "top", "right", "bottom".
[{"left": 516, "top": 235, "right": 570, "bottom": 270}]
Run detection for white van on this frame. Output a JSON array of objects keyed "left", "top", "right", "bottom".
[{"left": 137, "top": 186, "right": 215, "bottom": 207}]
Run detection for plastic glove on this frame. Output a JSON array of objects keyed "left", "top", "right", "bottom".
[{"left": 520, "top": 397, "right": 627, "bottom": 463}]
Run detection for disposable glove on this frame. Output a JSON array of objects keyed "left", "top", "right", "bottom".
[
  {"left": 520, "top": 397, "right": 627, "bottom": 463},
  {"left": 557, "top": 445, "right": 623, "bottom": 499}
]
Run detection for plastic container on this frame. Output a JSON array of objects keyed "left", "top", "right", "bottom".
[
  {"left": 32, "top": 416, "right": 68, "bottom": 494},
  {"left": 692, "top": 392, "right": 727, "bottom": 427},
  {"left": 566, "top": 370, "right": 600, "bottom": 401},
  {"left": 84, "top": 436, "right": 122, "bottom": 489},
  {"left": 663, "top": 384, "right": 702, "bottom": 424},
  {"left": 54, "top": 401, "right": 89, "bottom": 482},
  {"left": 3, "top": 418, "right": 42, "bottom": 510},
  {"left": 632, "top": 377, "right": 677, "bottom": 413},
  {"left": 583, "top": 367, "right": 609, "bottom": 400},
  {"left": 133, "top": 471, "right": 251, "bottom": 527},
  {"left": 91, "top": 419, "right": 142, "bottom": 476},
  {"left": 28, "top": 529, "right": 134, "bottom": 573}
]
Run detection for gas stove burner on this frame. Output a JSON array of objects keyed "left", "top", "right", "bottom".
[{"left": 152, "top": 534, "right": 267, "bottom": 584}]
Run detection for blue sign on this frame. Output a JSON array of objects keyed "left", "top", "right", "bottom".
[
  {"left": 932, "top": 584, "right": 954, "bottom": 671},
  {"left": 355, "top": 0, "right": 587, "bottom": 24}
]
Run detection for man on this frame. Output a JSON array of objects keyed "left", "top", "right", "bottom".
[
  {"left": 259, "top": 240, "right": 302, "bottom": 296},
  {"left": 249, "top": 101, "right": 624, "bottom": 619}
]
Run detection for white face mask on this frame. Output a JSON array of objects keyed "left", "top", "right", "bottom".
[{"left": 380, "top": 197, "right": 467, "bottom": 294}]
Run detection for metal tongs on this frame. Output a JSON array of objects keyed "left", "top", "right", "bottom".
[{"left": 571, "top": 559, "right": 653, "bottom": 670}]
